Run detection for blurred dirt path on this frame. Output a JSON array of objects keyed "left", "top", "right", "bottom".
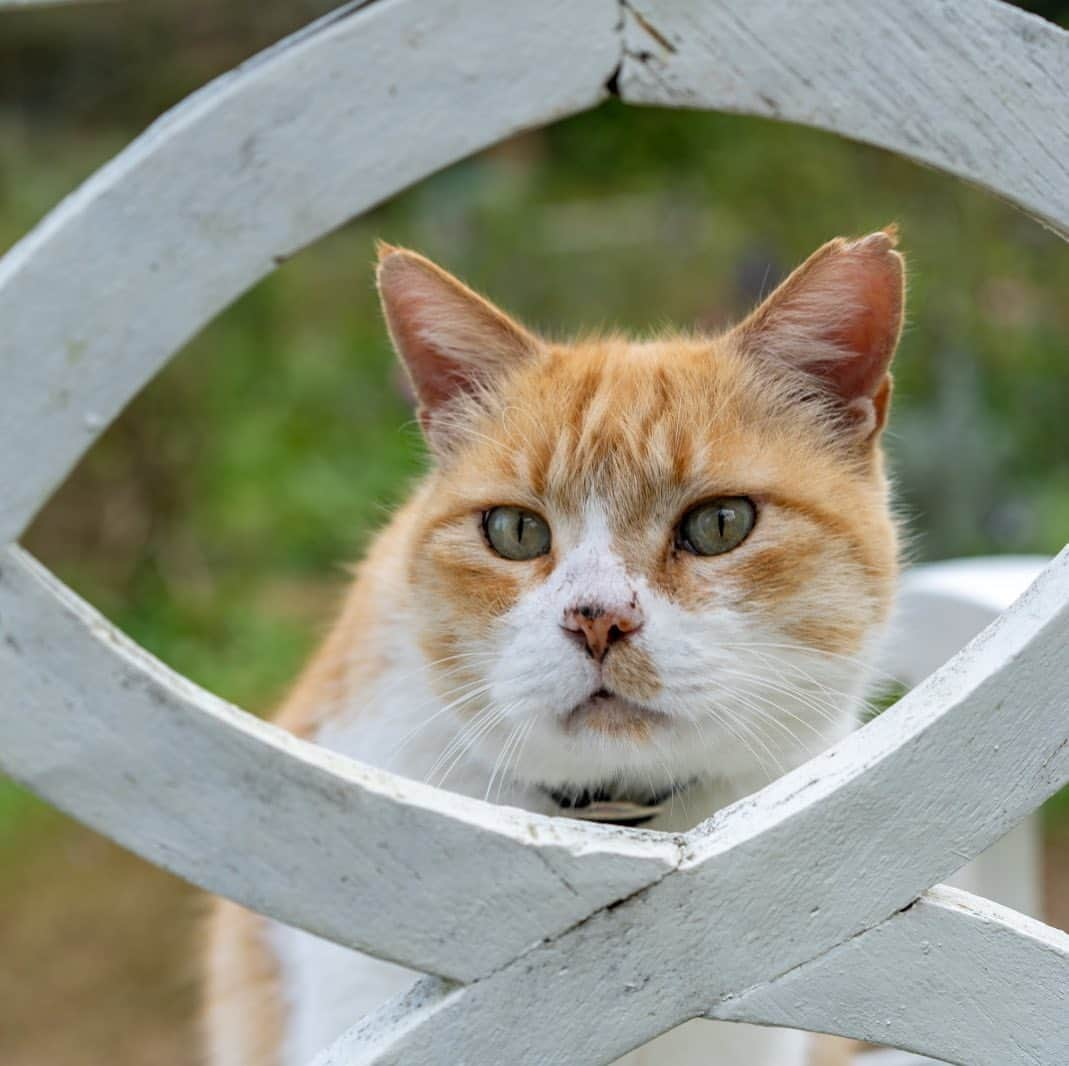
[{"left": 0, "top": 809, "right": 197, "bottom": 1066}]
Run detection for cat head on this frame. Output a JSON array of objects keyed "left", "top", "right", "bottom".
[{"left": 376, "top": 232, "right": 903, "bottom": 798}]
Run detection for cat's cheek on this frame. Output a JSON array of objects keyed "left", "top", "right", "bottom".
[
  {"left": 486, "top": 622, "right": 598, "bottom": 721},
  {"left": 629, "top": 586, "right": 766, "bottom": 713},
  {"left": 483, "top": 580, "right": 600, "bottom": 725},
  {"left": 734, "top": 535, "right": 885, "bottom": 658},
  {"left": 411, "top": 522, "right": 543, "bottom": 643}
]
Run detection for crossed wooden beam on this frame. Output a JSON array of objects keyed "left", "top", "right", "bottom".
[
  {"left": 2, "top": 544, "right": 1068, "bottom": 1063},
  {"left": 1, "top": 1, "right": 1067, "bottom": 1062}
]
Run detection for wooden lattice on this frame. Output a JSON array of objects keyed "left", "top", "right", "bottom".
[{"left": 1, "top": 2, "right": 1067, "bottom": 1063}]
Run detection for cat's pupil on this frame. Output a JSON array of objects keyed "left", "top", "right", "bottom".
[{"left": 678, "top": 496, "right": 756, "bottom": 556}]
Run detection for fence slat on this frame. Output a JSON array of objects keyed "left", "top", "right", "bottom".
[
  {"left": 0, "top": 546, "right": 680, "bottom": 982},
  {"left": 3, "top": 1, "right": 1068, "bottom": 548},
  {"left": 2, "top": 2, "right": 1068, "bottom": 1062},
  {"left": 311, "top": 887, "right": 1069, "bottom": 1066},
  {"left": 619, "top": 0, "right": 1069, "bottom": 240},
  {"left": 711, "top": 885, "right": 1069, "bottom": 1066},
  {"left": 890, "top": 557, "right": 1051, "bottom": 919}
]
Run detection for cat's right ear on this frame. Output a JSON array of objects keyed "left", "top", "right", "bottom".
[
  {"left": 732, "top": 228, "right": 905, "bottom": 446},
  {"left": 376, "top": 244, "right": 540, "bottom": 453}
]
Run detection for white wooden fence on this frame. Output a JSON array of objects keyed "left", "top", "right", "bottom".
[{"left": 0, "top": 2, "right": 1066, "bottom": 1063}]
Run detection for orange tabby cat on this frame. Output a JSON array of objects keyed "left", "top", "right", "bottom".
[{"left": 205, "top": 230, "right": 903, "bottom": 1066}]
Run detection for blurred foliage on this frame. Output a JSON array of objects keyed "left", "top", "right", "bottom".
[{"left": 0, "top": 0, "right": 1068, "bottom": 836}]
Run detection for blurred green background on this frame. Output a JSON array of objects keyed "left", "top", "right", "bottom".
[{"left": 1, "top": 2, "right": 1067, "bottom": 1063}]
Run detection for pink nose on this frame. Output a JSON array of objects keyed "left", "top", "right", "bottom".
[{"left": 561, "top": 601, "right": 644, "bottom": 662}]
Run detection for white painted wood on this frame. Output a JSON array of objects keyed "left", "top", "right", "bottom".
[
  {"left": 713, "top": 885, "right": 1069, "bottom": 1066},
  {"left": 617, "top": 0, "right": 1069, "bottom": 240},
  {"left": 314, "top": 889, "right": 1069, "bottom": 1066},
  {"left": 0, "top": 0, "right": 620, "bottom": 544},
  {"left": 891, "top": 557, "right": 1050, "bottom": 918},
  {"left": 309, "top": 549, "right": 1069, "bottom": 1065},
  {"left": 946, "top": 817, "right": 1040, "bottom": 925},
  {"left": 0, "top": 545, "right": 681, "bottom": 982}
]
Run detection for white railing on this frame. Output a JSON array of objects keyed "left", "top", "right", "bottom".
[{"left": 0, "top": 2, "right": 1066, "bottom": 1063}]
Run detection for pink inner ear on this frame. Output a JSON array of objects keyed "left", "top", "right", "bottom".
[
  {"left": 818, "top": 257, "right": 902, "bottom": 402},
  {"left": 735, "top": 230, "right": 905, "bottom": 442},
  {"left": 377, "top": 248, "right": 540, "bottom": 452},
  {"left": 384, "top": 283, "right": 471, "bottom": 411}
]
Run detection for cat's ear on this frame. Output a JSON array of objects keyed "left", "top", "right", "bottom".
[
  {"left": 376, "top": 244, "right": 540, "bottom": 451},
  {"left": 733, "top": 228, "right": 905, "bottom": 444}
]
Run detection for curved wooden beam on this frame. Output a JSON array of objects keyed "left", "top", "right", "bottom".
[
  {"left": 2, "top": 2, "right": 1067, "bottom": 1062},
  {"left": 0, "top": 0, "right": 621, "bottom": 543},
  {"left": 711, "top": 885, "right": 1069, "bottom": 1066},
  {"left": 889, "top": 557, "right": 1051, "bottom": 918},
  {"left": 619, "top": 0, "right": 1069, "bottom": 239},
  {"left": 4, "top": 1, "right": 1067, "bottom": 547},
  {"left": 312, "top": 888, "right": 1069, "bottom": 1066},
  {"left": 0, "top": 546, "right": 681, "bottom": 982}
]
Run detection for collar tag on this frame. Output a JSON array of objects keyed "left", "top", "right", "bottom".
[
  {"left": 542, "top": 780, "right": 693, "bottom": 828},
  {"left": 574, "top": 800, "right": 665, "bottom": 827}
]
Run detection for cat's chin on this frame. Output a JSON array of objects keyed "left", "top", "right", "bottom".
[{"left": 562, "top": 688, "right": 669, "bottom": 742}]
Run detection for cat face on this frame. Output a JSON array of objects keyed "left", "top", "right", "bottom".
[{"left": 378, "top": 234, "right": 902, "bottom": 796}]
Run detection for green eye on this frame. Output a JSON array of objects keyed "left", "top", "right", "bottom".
[
  {"left": 678, "top": 497, "right": 756, "bottom": 556},
  {"left": 483, "top": 506, "right": 552, "bottom": 561}
]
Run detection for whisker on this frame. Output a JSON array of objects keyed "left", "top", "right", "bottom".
[
  {"left": 733, "top": 681, "right": 838, "bottom": 738},
  {"left": 714, "top": 705, "right": 786, "bottom": 776},
  {"left": 384, "top": 680, "right": 493, "bottom": 764},
  {"left": 485, "top": 714, "right": 525, "bottom": 802},
  {"left": 713, "top": 666, "right": 846, "bottom": 729},
  {"left": 725, "top": 689, "right": 811, "bottom": 751},
  {"left": 700, "top": 705, "right": 777, "bottom": 783},
  {"left": 428, "top": 704, "right": 504, "bottom": 786},
  {"left": 716, "top": 640, "right": 901, "bottom": 686},
  {"left": 739, "top": 652, "right": 887, "bottom": 720},
  {"left": 648, "top": 736, "right": 686, "bottom": 821},
  {"left": 359, "top": 651, "right": 497, "bottom": 703},
  {"left": 495, "top": 717, "right": 535, "bottom": 804},
  {"left": 434, "top": 713, "right": 505, "bottom": 790}
]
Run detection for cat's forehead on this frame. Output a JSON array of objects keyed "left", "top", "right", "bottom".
[{"left": 453, "top": 335, "right": 819, "bottom": 525}]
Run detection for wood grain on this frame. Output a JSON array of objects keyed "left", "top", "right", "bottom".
[{"left": 619, "top": 0, "right": 1069, "bottom": 239}]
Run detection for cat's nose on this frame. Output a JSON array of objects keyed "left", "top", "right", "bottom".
[{"left": 561, "top": 601, "right": 644, "bottom": 662}]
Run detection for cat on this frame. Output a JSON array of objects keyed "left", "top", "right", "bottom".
[{"left": 204, "top": 228, "right": 904, "bottom": 1066}]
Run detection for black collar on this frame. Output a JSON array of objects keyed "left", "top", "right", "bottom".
[{"left": 540, "top": 781, "right": 693, "bottom": 828}]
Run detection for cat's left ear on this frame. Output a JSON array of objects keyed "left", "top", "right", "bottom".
[
  {"left": 376, "top": 244, "right": 540, "bottom": 452},
  {"left": 733, "top": 228, "right": 905, "bottom": 444}
]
